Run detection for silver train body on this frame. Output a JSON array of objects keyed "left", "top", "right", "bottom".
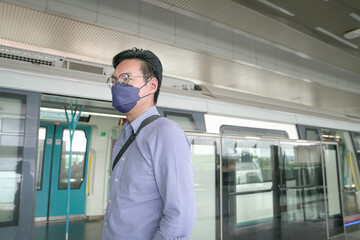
[{"left": 1, "top": 52, "right": 360, "bottom": 239}]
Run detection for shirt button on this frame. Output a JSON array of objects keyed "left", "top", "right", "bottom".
[
  {"left": 121, "top": 157, "right": 125, "bottom": 161},
  {"left": 105, "top": 222, "right": 107, "bottom": 225},
  {"left": 109, "top": 200, "right": 111, "bottom": 203},
  {"left": 115, "top": 178, "right": 118, "bottom": 182}
]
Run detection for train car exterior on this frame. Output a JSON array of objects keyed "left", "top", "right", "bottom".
[{"left": 1, "top": 50, "right": 360, "bottom": 239}]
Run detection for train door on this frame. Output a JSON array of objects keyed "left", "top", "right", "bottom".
[{"left": 35, "top": 122, "right": 90, "bottom": 220}]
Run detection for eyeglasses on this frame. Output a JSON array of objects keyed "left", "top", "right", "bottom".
[{"left": 106, "top": 73, "right": 149, "bottom": 88}]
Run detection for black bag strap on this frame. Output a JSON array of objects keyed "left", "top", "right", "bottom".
[{"left": 112, "top": 115, "right": 162, "bottom": 171}]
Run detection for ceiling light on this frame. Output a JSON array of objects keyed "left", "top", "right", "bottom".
[
  {"left": 315, "top": 27, "right": 358, "bottom": 49},
  {"left": 258, "top": 0, "right": 295, "bottom": 16},
  {"left": 344, "top": 29, "right": 360, "bottom": 40},
  {"left": 81, "top": 112, "right": 125, "bottom": 118},
  {"left": 40, "top": 107, "right": 125, "bottom": 118},
  {"left": 350, "top": 13, "right": 360, "bottom": 23}
]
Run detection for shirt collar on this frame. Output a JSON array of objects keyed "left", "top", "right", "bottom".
[
  {"left": 130, "top": 106, "right": 159, "bottom": 133},
  {"left": 121, "top": 119, "right": 132, "bottom": 135}
]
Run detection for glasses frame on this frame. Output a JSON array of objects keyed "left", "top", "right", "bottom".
[{"left": 106, "top": 73, "right": 150, "bottom": 88}]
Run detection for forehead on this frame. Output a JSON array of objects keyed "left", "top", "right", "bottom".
[{"left": 114, "top": 59, "right": 143, "bottom": 75}]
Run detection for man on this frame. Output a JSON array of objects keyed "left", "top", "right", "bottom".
[{"left": 102, "top": 48, "right": 196, "bottom": 240}]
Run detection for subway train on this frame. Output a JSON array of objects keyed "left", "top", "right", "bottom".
[{"left": 1, "top": 47, "right": 360, "bottom": 240}]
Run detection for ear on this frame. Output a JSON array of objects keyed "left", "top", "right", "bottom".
[{"left": 148, "top": 77, "right": 158, "bottom": 94}]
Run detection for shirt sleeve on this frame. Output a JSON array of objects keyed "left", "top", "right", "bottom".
[{"left": 150, "top": 123, "right": 196, "bottom": 240}]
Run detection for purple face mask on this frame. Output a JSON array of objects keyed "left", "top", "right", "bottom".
[{"left": 111, "top": 81, "right": 150, "bottom": 113}]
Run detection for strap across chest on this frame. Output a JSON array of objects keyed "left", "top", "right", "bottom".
[{"left": 112, "top": 115, "right": 162, "bottom": 171}]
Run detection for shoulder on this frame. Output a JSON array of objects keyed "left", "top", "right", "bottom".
[
  {"left": 140, "top": 116, "right": 188, "bottom": 143},
  {"left": 137, "top": 116, "right": 191, "bottom": 164},
  {"left": 153, "top": 117, "right": 182, "bottom": 133}
]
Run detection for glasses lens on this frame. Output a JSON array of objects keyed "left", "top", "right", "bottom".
[
  {"left": 118, "top": 73, "right": 130, "bottom": 85},
  {"left": 106, "top": 77, "right": 115, "bottom": 88}
]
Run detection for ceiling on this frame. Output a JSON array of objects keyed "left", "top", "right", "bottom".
[
  {"left": 1, "top": 0, "right": 360, "bottom": 119},
  {"left": 154, "top": 0, "right": 360, "bottom": 74},
  {"left": 231, "top": 0, "right": 360, "bottom": 57}
]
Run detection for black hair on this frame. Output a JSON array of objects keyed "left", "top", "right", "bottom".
[{"left": 112, "top": 47, "right": 163, "bottom": 104}]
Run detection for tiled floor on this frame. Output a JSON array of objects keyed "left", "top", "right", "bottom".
[
  {"left": 33, "top": 219, "right": 360, "bottom": 240},
  {"left": 33, "top": 219, "right": 104, "bottom": 240}
]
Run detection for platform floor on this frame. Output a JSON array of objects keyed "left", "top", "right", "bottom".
[
  {"left": 33, "top": 219, "right": 360, "bottom": 240},
  {"left": 348, "top": 231, "right": 360, "bottom": 240},
  {"left": 33, "top": 219, "right": 103, "bottom": 240}
]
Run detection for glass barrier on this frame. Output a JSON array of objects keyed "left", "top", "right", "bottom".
[
  {"left": 322, "top": 143, "right": 344, "bottom": 238},
  {"left": 221, "top": 137, "right": 276, "bottom": 240},
  {"left": 220, "top": 135, "right": 344, "bottom": 240},
  {"left": 0, "top": 93, "right": 26, "bottom": 227},
  {"left": 187, "top": 134, "right": 220, "bottom": 240},
  {"left": 279, "top": 141, "right": 326, "bottom": 239},
  {"left": 321, "top": 129, "right": 360, "bottom": 226}
]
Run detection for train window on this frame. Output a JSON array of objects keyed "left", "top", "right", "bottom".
[
  {"left": 305, "top": 128, "right": 320, "bottom": 141},
  {"left": 352, "top": 132, "right": 360, "bottom": 149},
  {"left": 220, "top": 125, "right": 289, "bottom": 139},
  {"left": 351, "top": 132, "right": 360, "bottom": 176},
  {"left": 352, "top": 132, "right": 360, "bottom": 150},
  {"left": 0, "top": 93, "right": 26, "bottom": 227},
  {"left": 157, "top": 107, "right": 206, "bottom": 132},
  {"left": 297, "top": 125, "right": 322, "bottom": 141},
  {"left": 164, "top": 112, "right": 197, "bottom": 131},
  {"left": 351, "top": 132, "right": 360, "bottom": 162},
  {"left": 36, "top": 127, "right": 47, "bottom": 190},
  {"left": 58, "top": 129, "right": 87, "bottom": 189}
]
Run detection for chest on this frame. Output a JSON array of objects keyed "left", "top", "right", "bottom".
[{"left": 111, "top": 142, "right": 156, "bottom": 195}]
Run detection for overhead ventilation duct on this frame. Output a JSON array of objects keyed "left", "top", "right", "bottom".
[
  {"left": 0, "top": 46, "right": 57, "bottom": 67},
  {"left": 0, "top": 52, "right": 54, "bottom": 66},
  {"left": 64, "top": 60, "right": 105, "bottom": 75},
  {"left": 0, "top": 46, "right": 110, "bottom": 75}
]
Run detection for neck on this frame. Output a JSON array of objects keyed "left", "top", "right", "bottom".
[{"left": 125, "top": 101, "right": 155, "bottom": 123}]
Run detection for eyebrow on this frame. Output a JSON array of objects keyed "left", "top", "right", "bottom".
[
  {"left": 112, "top": 73, "right": 125, "bottom": 79},
  {"left": 114, "top": 72, "right": 132, "bottom": 78}
]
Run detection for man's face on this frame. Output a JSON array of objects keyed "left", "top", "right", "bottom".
[
  {"left": 113, "top": 59, "right": 147, "bottom": 89},
  {"left": 112, "top": 59, "right": 157, "bottom": 111}
]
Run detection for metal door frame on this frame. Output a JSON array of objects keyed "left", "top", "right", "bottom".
[
  {"left": 321, "top": 142, "right": 346, "bottom": 239},
  {"left": 0, "top": 88, "right": 40, "bottom": 239},
  {"left": 35, "top": 122, "right": 55, "bottom": 221}
]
